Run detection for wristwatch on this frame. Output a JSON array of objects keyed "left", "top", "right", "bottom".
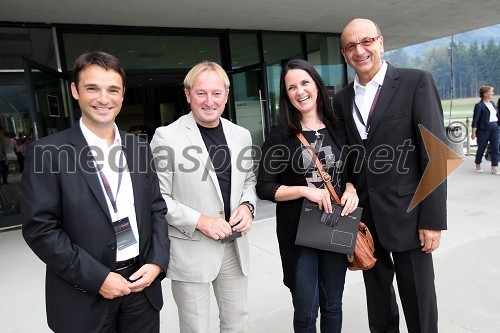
[{"left": 240, "top": 201, "right": 255, "bottom": 219}]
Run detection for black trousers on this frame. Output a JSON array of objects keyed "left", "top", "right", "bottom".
[
  {"left": 362, "top": 227, "right": 438, "bottom": 333},
  {"left": 0, "top": 160, "right": 8, "bottom": 184},
  {"left": 100, "top": 263, "right": 160, "bottom": 333}
]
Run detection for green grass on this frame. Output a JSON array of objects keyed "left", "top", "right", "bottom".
[
  {"left": 441, "top": 97, "right": 479, "bottom": 119},
  {"left": 441, "top": 97, "right": 478, "bottom": 122}
]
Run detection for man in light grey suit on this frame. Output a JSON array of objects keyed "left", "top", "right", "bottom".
[{"left": 151, "top": 61, "right": 256, "bottom": 333}]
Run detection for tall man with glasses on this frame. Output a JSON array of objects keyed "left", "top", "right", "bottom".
[
  {"left": 333, "top": 18, "right": 447, "bottom": 332},
  {"left": 21, "top": 51, "right": 170, "bottom": 333}
]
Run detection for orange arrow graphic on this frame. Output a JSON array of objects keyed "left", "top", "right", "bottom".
[{"left": 408, "top": 124, "right": 464, "bottom": 212}]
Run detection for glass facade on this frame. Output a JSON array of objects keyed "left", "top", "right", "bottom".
[
  {"left": 229, "top": 33, "right": 260, "bottom": 69},
  {"left": 0, "top": 23, "right": 347, "bottom": 223},
  {"left": 306, "top": 34, "right": 345, "bottom": 93},
  {"left": 262, "top": 32, "right": 304, "bottom": 126},
  {"left": 0, "top": 26, "right": 57, "bottom": 220},
  {"left": 63, "top": 34, "right": 222, "bottom": 71}
]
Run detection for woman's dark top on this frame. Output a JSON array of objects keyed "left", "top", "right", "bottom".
[{"left": 256, "top": 124, "right": 348, "bottom": 290}]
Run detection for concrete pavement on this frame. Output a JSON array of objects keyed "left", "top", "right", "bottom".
[{"left": 1, "top": 155, "right": 499, "bottom": 332}]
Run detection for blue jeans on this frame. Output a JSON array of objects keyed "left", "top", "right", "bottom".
[{"left": 291, "top": 247, "right": 348, "bottom": 333}]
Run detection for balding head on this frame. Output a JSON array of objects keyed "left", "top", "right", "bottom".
[
  {"left": 341, "top": 18, "right": 381, "bottom": 45},
  {"left": 340, "top": 18, "right": 384, "bottom": 85}
]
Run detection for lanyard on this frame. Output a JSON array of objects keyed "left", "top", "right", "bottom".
[
  {"left": 95, "top": 150, "right": 124, "bottom": 214},
  {"left": 354, "top": 85, "right": 382, "bottom": 135}
]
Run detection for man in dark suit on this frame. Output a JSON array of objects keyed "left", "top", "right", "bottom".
[
  {"left": 333, "top": 19, "right": 447, "bottom": 333},
  {"left": 22, "top": 51, "right": 170, "bottom": 333}
]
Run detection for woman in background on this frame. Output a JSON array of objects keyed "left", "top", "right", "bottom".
[{"left": 471, "top": 86, "right": 499, "bottom": 174}]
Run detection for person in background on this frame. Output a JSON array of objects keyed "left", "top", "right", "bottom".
[
  {"left": 471, "top": 86, "right": 500, "bottom": 174},
  {"left": 21, "top": 51, "right": 170, "bottom": 333},
  {"left": 150, "top": 61, "right": 256, "bottom": 333},
  {"left": 333, "top": 18, "right": 447, "bottom": 333},
  {"left": 0, "top": 128, "right": 9, "bottom": 184},
  {"left": 13, "top": 131, "right": 27, "bottom": 173},
  {"left": 256, "top": 59, "right": 359, "bottom": 333}
]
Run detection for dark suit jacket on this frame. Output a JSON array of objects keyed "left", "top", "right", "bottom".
[
  {"left": 472, "top": 100, "right": 500, "bottom": 129},
  {"left": 332, "top": 64, "right": 447, "bottom": 252},
  {"left": 21, "top": 124, "right": 169, "bottom": 333}
]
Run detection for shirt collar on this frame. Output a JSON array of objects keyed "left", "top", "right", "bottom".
[
  {"left": 79, "top": 118, "right": 121, "bottom": 147},
  {"left": 354, "top": 60, "right": 388, "bottom": 91}
]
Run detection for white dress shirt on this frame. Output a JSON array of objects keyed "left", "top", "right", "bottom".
[
  {"left": 485, "top": 101, "right": 499, "bottom": 123},
  {"left": 353, "top": 61, "right": 388, "bottom": 139},
  {"left": 80, "top": 119, "right": 139, "bottom": 261}
]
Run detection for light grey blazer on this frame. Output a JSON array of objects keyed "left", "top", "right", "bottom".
[{"left": 150, "top": 112, "right": 257, "bottom": 282}]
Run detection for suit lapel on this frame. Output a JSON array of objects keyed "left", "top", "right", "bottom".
[
  {"left": 121, "top": 132, "right": 142, "bottom": 228},
  {"left": 67, "top": 125, "right": 112, "bottom": 222},
  {"left": 366, "top": 64, "right": 400, "bottom": 145},
  {"left": 184, "top": 113, "right": 224, "bottom": 204},
  {"left": 343, "top": 84, "right": 364, "bottom": 145}
]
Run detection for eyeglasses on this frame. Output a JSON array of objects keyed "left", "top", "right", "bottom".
[{"left": 342, "top": 36, "right": 382, "bottom": 53}]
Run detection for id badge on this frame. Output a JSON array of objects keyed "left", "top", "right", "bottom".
[{"left": 112, "top": 217, "right": 138, "bottom": 251}]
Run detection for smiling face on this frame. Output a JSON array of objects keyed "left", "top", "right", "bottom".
[
  {"left": 71, "top": 64, "right": 124, "bottom": 134},
  {"left": 284, "top": 69, "right": 319, "bottom": 117},
  {"left": 485, "top": 88, "right": 494, "bottom": 101},
  {"left": 185, "top": 70, "right": 229, "bottom": 128},
  {"left": 341, "top": 18, "right": 384, "bottom": 85}
]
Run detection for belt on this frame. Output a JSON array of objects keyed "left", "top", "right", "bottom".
[{"left": 115, "top": 256, "right": 139, "bottom": 271}]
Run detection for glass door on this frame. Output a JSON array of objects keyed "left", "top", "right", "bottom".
[
  {"left": 230, "top": 63, "right": 269, "bottom": 151},
  {"left": 23, "top": 59, "right": 74, "bottom": 140}
]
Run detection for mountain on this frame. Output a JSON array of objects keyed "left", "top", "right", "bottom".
[{"left": 386, "top": 24, "right": 500, "bottom": 59}]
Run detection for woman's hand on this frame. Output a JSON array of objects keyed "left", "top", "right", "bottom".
[
  {"left": 301, "top": 187, "right": 333, "bottom": 213},
  {"left": 340, "top": 183, "right": 358, "bottom": 216}
]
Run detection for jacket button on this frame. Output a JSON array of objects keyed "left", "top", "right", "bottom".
[
  {"left": 368, "top": 188, "right": 374, "bottom": 194},
  {"left": 109, "top": 244, "right": 116, "bottom": 250},
  {"left": 219, "top": 210, "right": 224, "bottom": 215}
]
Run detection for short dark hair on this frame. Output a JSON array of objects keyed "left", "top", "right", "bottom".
[
  {"left": 278, "top": 59, "right": 336, "bottom": 137},
  {"left": 72, "top": 51, "right": 126, "bottom": 89}
]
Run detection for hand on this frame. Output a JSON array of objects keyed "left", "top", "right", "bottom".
[
  {"left": 302, "top": 187, "right": 332, "bottom": 213},
  {"left": 196, "top": 214, "right": 232, "bottom": 240},
  {"left": 98, "top": 272, "right": 131, "bottom": 299},
  {"left": 229, "top": 204, "right": 253, "bottom": 234},
  {"left": 418, "top": 229, "right": 441, "bottom": 254},
  {"left": 128, "top": 264, "right": 162, "bottom": 293},
  {"left": 340, "top": 183, "right": 358, "bottom": 216}
]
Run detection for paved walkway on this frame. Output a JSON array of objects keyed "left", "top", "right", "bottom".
[{"left": 1, "top": 155, "right": 499, "bottom": 332}]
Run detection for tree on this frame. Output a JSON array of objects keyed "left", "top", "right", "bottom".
[{"left": 384, "top": 35, "right": 500, "bottom": 99}]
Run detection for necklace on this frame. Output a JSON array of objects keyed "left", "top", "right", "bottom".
[{"left": 301, "top": 122, "right": 322, "bottom": 138}]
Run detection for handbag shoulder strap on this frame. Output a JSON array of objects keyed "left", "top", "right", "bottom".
[{"left": 296, "top": 132, "right": 341, "bottom": 204}]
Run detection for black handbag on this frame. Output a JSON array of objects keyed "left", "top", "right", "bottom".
[{"left": 295, "top": 133, "right": 376, "bottom": 270}]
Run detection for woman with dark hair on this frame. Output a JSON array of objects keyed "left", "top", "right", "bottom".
[
  {"left": 256, "top": 59, "right": 358, "bottom": 332},
  {"left": 471, "top": 85, "right": 499, "bottom": 174}
]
